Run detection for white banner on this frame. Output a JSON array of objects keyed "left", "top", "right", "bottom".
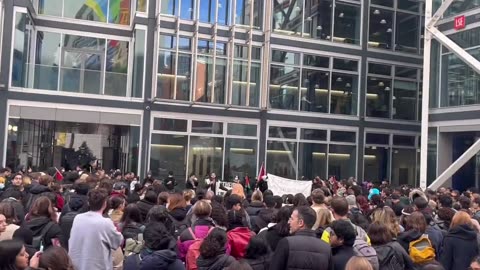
[
  {"left": 215, "top": 181, "right": 235, "bottom": 196},
  {"left": 267, "top": 174, "right": 312, "bottom": 197}
]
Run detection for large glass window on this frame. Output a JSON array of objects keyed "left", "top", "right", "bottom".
[
  {"left": 366, "top": 62, "right": 420, "bottom": 121},
  {"left": 39, "top": 0, "right": 131, "bottom": 25},
  {"left": 364, "top": 146, "right": 389, "bottom": 182},
  {"left": 368, "top": 0, "right": 422, "bottom": 54},
  {"left": 267, "top": 141, "right": 297, "bottom": 179},
  {"left": 34, "top": 32, "right": 61, "bottom": 91},
  {"left": 232, "top": 45, "right": 261, "bottom": 107},
  {"left": 235, "top": 0, "right": 262, "bottom": 28},
  {"left": 270, "top": 50, "right": 359, "bottom": 115},
  {"left": 298, "top": 143, "right": 327, "bottom": 180},
  {"left": 132, "top": 29, "right": 146, "bottom": 98},
  {"left": 160, "top": 0, "right": 194, "bottom": 19},
  {"left": 392, "top": 148, "right": 417, "bottom": 186},
  {"left": 12, "top": 13, "right": 33, "bottom": 88},
  {"left": 137, "top": 0, "right": 147, "bottom": 12},
  {"left": 104, "top": 40, "right": 129, "bottom": 96},
  {"left": 150, "top": 118, "right": 258, "bottom": 182},
  {"left": 274, "top": 0, "right": 361, "bottom": 45},
  {"left": 328, "top": 144, "right": 356, "bottom": 179}
]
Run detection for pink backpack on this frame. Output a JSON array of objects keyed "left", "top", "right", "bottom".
[{"left": 185, "top": 227, "right": 215, "bottom": 270}]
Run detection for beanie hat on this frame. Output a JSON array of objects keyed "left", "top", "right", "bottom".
[{"left": 368, "top": 188, "right": 380, "bottom": 200}]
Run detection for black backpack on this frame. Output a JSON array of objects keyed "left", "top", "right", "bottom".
[
  {"left": 377, "top": 244, "right": 404, "bottom": 270},
  {"left": 32, "top": 222, "right": 55, "bottom": 251},
  {"left": 168, "top": 214, "right": 188, "bottom": 238}
]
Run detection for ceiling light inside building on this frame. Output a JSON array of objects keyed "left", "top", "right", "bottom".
[
  {"left": 339, "top": 13, "right": 344, "bottom": 18},
  {"left": 374, "top": 9, "right": 381, "bottom": 15},
  {"left": 380, "top": 19, "right": 387, "bottom": 24},
  {"left": 386, "top": 28, "right": 392, "bottom": 33}
]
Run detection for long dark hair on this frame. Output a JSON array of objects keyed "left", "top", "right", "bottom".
[
  {"left": 244, "top": 236, "right": 271, "bottom": 259},
  {"left": 274, "top": 206, "right": 294, "bottom": 236},
  {"left": 120, "top": 204, "right": 143, "bottom": 226},
  {"left": 199, "top": 228, "right": 227, "bottom": 258},
  {"left": 39, "top": 246, "right": 74, "bottom": 270},
  {"left": 27, "top": 196, "right": 57, "bottom": 222},
  {"left": 0, "top": 240, "right": 24, "bottom": 270}
]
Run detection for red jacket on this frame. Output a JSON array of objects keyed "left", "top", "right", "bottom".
[{"left": 227, "top": 227, "right": 255, "bottom": 259}]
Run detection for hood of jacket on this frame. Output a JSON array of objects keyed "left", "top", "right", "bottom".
[
  {"left": 257, "top": 208, "right": 276, "bottom": 223},
  {"left": 197, "top": 254, "right": 233, "bottom": 270},
  {"left": 68, "top": 194, "right": 87, "bottom": 211},
  {"left": 26, "top": 216, "right": 52, "bottom": 235},
  {"left": 374, "top": 243, "right": 398, "bottom": 263},
  {"left": 139, "top": 250, "right": 178, "bottom": 270},
  {"left": 398, "top": 229, "right": 423, "bottom": 243},
  {"left": 170, "top": 207, "right": 188, "bottom": 221},
  {"left": 448, "top": 224, "right": 478, "bottom": 240},
  {"left": 29, "top": 184, "right": 51, "bottom": 195}
]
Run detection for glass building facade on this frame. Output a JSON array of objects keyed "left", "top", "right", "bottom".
[{"left": 0, "top": 0, "right": 424, "bottom": 185}]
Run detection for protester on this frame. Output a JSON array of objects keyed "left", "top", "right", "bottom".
[
  {"left": 164, "top": 171, "right": 177, "bottom": 192},
  {"left": 226, "top": 209, "right": 255, "bottom": 259},
  {"left": 345, "top": 256, "right": 373, "bottom": 270},
  {"left": 118, "top": 204, "right": 145, "bottom": 240},
  {"left": 69, "top": 189, "right": 123, "bottom": 270},
  {"left": 24, "top": 196, "right": 62, "bottom": 250},
  {"left": 108, "top": 196, "right": 126, "bottom": 225},
  {"left": 241, "top": 236, "right": 271, "bottom": 270},
  {"left": 197, "top": 228, "right": 236, "bottom": 270},
  {"left": 329, "top": 220, "right": 356, "bottom": 270},
  {"left": 0, "top": 202, "right": 20, "bottom": 241},
  {"left": 136, "top": 190, "right": 157, "bottom": 222},
  {"left": 36, "top": 246, "right": 75, "bottom": 270},
  {"left": 0, "top": 239, "right": 32, "bottom": 270},
  {"left": 257, "top": 206, "right": 293, "bottom": 252}
]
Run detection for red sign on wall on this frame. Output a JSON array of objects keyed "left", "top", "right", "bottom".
[{"left": 454, "top": 15, "right": 466, "bottom": 30}]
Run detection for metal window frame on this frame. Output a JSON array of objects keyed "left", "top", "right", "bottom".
[{"left": 421, "top": 0, "right": 480, "bottom": 189}]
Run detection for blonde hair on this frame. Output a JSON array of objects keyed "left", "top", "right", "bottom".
[
  {"left": 345, "top": 256, "right": 373, "bottom": 270},
  {"left": 371, "top": 206, "right": 400, "bottom": 237},
  {"left": 312, "top": 208, "right": 333, "bottom": 230},
  {"left": 450, "top": 211, "right": 473, "bottom": 229},
  {"left": 252, "top": 190, "right": 263, "bottom": 202}
]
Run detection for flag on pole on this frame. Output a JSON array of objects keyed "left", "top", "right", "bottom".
[
  {"left": 54, "top": 167, "right": 64, "bottom": 181},
  {"left": 258, "top": 163, "right": 266, "bottom": 182}
]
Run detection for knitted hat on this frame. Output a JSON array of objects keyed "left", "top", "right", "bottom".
[{"left": 368, "top": 188, "right": 380, "bottom": 200}]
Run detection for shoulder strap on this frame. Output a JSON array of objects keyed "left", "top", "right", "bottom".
[
  {"left": 39, "top": 221, "right": 55, "bottom": 243},
  {"left": 188, "top": 227, "right": 197, "bottom": 240}
]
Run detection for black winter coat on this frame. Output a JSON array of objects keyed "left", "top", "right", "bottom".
[
  {"left": 374, "top": 241, "right": 415, "bottom": 270},
  {"left": 59, "top": 211, "right": 79, "bottom": 250},
  {"left": 253, "top": 208, "right": 276, "bottom": 233},
  {"left": 136, "top": 199, "right": 155, "bottom": 222},
  {"left": 197, "top": 254, "right": 236, "bottom": 270},
  {"left": 124, "top": 249, "right": 185, "bottom": 270},
  {"left": 120, "top": 222, "right": 145, "bottom": 240},
  {"left": 269, "top": 229, "right": 333, "bottom": 270},
  {"left": 257, "top": 224, "right": 288, "bottom": 252},
  {"left": 25, "top": 216, "right": 62, "bottom": 249},
  {"left": 242, "top": 255, "right": 271, "bottom": 270},
  {"left": 440, "top": 224, "right": 479, "bottom": 270},
  {"left": 25, "top": 184, "right": 52, "bottom": 211},
  {"left": 331, "top": 245, "right": 355, "bottom": 270}
]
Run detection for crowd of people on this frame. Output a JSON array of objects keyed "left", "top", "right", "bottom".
[{"left": 0, "top": 166, "right": 480, "bottom": 270}]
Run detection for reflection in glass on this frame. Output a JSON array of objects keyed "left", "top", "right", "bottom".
[
  {"left": 34, "top": 32, "right": 60, "bottom": 91},
  {"left": 249, "top": 62, "right": 261, "bottom": 107},
  {"left": 180, "top": 0, "right": 194, "bottom": 19},
  {"left": 132, "top": 29, "right": 145, "bottom": 98},
  {"left": 195, "top": 55, "right": 214, "bottom": 103},
  {"left": 38, "top": 0, "right": 63, "bottom": 16},
  {"left": 366, "top": 133, "right": 389, "bottom": 145},
  {"left": 199, "top": 0, "right": 214, "bottom": 23},
  {"left": 109, "top": 0, "right": 131, "bottom": 25},
  {"left": 267, "top": 141, "right": 297, "bottom": 179},
  {"left": 269, "top": 126, "right": 297, "bottom": 139},
  {"left": 395, "top": 13, "right": 418, "bottom": 53},
  {"left": 273, "top": 0, "right": 303, "bottom": 35},
  {"left": 333, "top": 3, "right": 360, "bottom": 44},
  {"left": 301, "top": 70, "right": 329, "bottom": 113},
  {"left": 364, "top": 147, "right": 389, "bottom": 182},
  {"left": 334, "top": 59, "right": 358, "bottom": 72},
  {"left": 160, "top": 0, "right": 177, "bottom": 15},
  {"left": 371, "top": 0, "right": 394, "bottom": 7},
  {"left": 427, "top": 127, "right": 437, "bottom": 185},
  {"left": 137, "top": 0, "right": 147, "bottom": 12},
  {"left": 301, "top": 129, "right": 327, "bottom": 141},
  {"left": 393, "top": 80, "right": 417, "bottom": 120},
  {"left": 304, "top": 0, "right": 332, "bottom": 40},
  {"left": 269, "top": 65, "right": 300, "bottom": 110},
  {"left": 328, "top": 144, "right": 356, "bottom": 179},
  {"left": 398, "top": 0, "right": 420, "bottom": 12},
  {"left": 157, "top": 51, "right": 175, "bottom": 98},
  {"left": 330, "top": 73, "right": 357, "bottom": 115},
  {"left": 192, "top": 121, "right": 223, "bottom": 134},
  {"left": 298, "top": 143, "right": 327, "bottom": 180},
  {"left": 330, "top": 131, "right": 356, "bottom": 143},
  {"left": 176, "top": 54, "right": 191, "bottom": 100},
  {"left": 366, "top": 77, "right": 391, "bottom": 118},
  {"left": 214, "top": 58, "right": 227, "bottom": 104},
  {"left": 369, "top": 8, "right": 393, "bottom": 50},
  {"left": 224, "top": 138, "right": 257, "bottom": 181},
  {"left": 150, "top": 134, "right": 187, "bottom": 181},
  {"left": 153, "top": 118, "right": 187, "bottom": 131},
  {"left": 188, "top": 136, "right": 224, "bottom": 179},
  {"left": 232, "top": 60, "right": 249, "bottom": 106},
  {"left": 392, "top": 148, "right": 417, "bottom": 186},
  {"left": 228, "top": 123, "right": 257, "bottom": 137},
  {"left": 105, "top": 40, "right": 129, "bottom": 96},
  {"left": 12, "top": 13, "right": 32, "bottom": 88}
]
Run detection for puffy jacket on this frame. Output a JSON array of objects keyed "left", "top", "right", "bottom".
[
  {"left": 257, "top": 223, "right": 288, "bottom": 252},
  {"left": 120, "top": 222, "right": 145, "bottom": 240},
  {"left": 331, "top": 245, "right": 355, "bottom": 270},
  {"left": 25, "top": 184, "right": 52, "bottom": 211},
  {"left": 269, "top": 229, "right": 333, "bottom": 270},
  {"left": 177, "top": 218, "right": 216, "bottom": 260},
  {"left": 61, "top": 193, "right": 88, "bottom": 217},
  {"left": 246, "top": 201, "right": 264, "bottom": 218},
  {"left": 197, "top": 254, "right": 236, "bottom": 270},
  {"left": 374, "top": 241, "right": 415, "bottom": 270},
  {"left": 440, "top": 224, "right": 479, "bottom": 270},
  {"left": 25, "top": 216, "right": 62, "bottom": 249},
  {"left": 242, "top": 255, "right": 271, "bottom": 270},
  {"left": 124, "top": 249, "right": 185, "bottom": 270},
  {"left": 253, "top": 208, "right": 276, "bottom": 233},
  {"left": 59, "top": 211, "right": 79, "bottom": 250},
  {"left": 226, "top": 227, "right": 255, "bottom": 259},
  {"left": 136, "top": 199, "right": 155, "bottom": 222}
]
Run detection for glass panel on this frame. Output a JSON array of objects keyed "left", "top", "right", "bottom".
[
  {"left": 330, "top": 73, "right": 358, "bottom": 115},
  {"left": 199, "top": 0, "right": 214, "bottom": 23},
  {"left": 270, "top": 65, "right": 300, "bottom": 110},
  {"left": 108, "top": 0, "right": 131, "bottom": 25},
  {"left": 333, "top": 58, "right": 358, "bottom": 71},
  {"left": 328, "top": 144, "right": 356, "bottom": 179},
  {"left": 12, "top": 13, "right": 32, "bottom": 88},
  {"left": 366, "top": 76, "right": 391, "bottom": 118},
  {"left": 368, "top": 63, "right": 392, "bottom": 76},
  {"left": 333, "top": 3, "right": 360, "bottom": 45},
  {"left": 449, "top": 28, "right": 480, "bottom": 49},
  {"left": 213, "top": 58, "right": 227, "bottom": 104},
  {"left": 218, "top": 0, "right": 229, "bottom": 25},
  {"left": 224, "top": 138, "right": 258, "bottom": 181},
  {"left": 176, "top": 53, "right": 191, "bottom": 100},
  {"left": 303, "top": 54, "right": 329, "bottom": 68},
  {"left": 64, "top": 1, "right": 106, "bottom": 23},
  {"left": 395, "top": 12, "right": 419, "bottom": 54},
  {"left": 427, "top": 127, "right": 437, "bottom": 185},
  {"left": 269, "top": 126, "right": 297, "bottom": 139},
  {"left": 137, "top": 0, "right": 147, "bottom": 12},
  {"left": 153, "top": 118, "right": 187, "bottom": 131},
  {"left": 38, "top": 0, "right": 62, "bottom": 16},
  {"left": 393, "top": 135, "right": 416, "bottom": 146},
  {"left": 364, "top": 147, "right": 389, "bottom": 182},
  {"left": 160, "top": 0, "right": 177, "bottom": 15},
  {"left": 192, "top": 121, "right": 223, "bottom": 134},
  {"left": 330, "top": 131, "right": 356, "bottom": 143},
  {"left": 252, "top": 0, "right": 262, "bottom": 28},
  {"left": 272, "top": 50, "right": 300, "bottom": 65},
  {"left": 446, "top": 1, "right": 480, "bottom": 17},
  {"left": 232, "top": 60, "right": 249, "bottom": 106},
  {"left": 393, "top": 80, "right": 417, "bottom": 120},
  {"left": 178, "top": 37, "right": 191, "bottom": 51},
  {"left": 34, "top": 31, "right": 60, "bottom": 91},
  {"left": 304, "top": 0, "right": 332, "bottom": 40},
  {"left": 150, "top": 134, "right": 187, "bottom": 181},
  {"left": 159, "top": 35, "right": 176, "bottom": 49},
  {"left": 366, "top": 133, "right": 389, "bottom": 145},
  {"left": 273, "top": 0, "right": 303, "bottom": 35},
  {"left": 398, "top": 0, "right": 420, "bottom": 12},
  {"left": 392, "top": 148, "right": 417, "bottom": 186},
  {"left": 301, "top": 129, "right": 327, "bottom": 141},
  {"left": 369, "top": 8, "right": 393, "bottom": 50},
  {"left": 195, "top": 55, "right": 214, "bottom": 102},
  {"left": 301, "top": 69, "right": 329, "bottom": 113},
  {"left": 157, "top": 51, "right": 175, "bottom": 98},
  {"left": 180, "top": 0, "right": 194, "bottom": 19},
  {"left": 298, "top": 143, "right": 327, "bottom": 180},
  {"left": 132, "top": 29, "right": 145, "bottom": 98},
  {"left": 395, "top": 66, "right": 418, "bottom": 79},
  {"left": 188, "top": 136, "right": 224, "bottom": 178},
  {"left": 227, "top": 123, "right": 257, "bottom": 137},
  {"left": 267, "top": 141, "right": 297, "bottom": 179},
  {"left": 371, "top": 0, "right": 393, "bottom": 7},
  {"left": 105, "top": 40, "right": 129, "bottom": 96},
  {"left": 249, "top": 62, "right": 261, "bottom": 107}
]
